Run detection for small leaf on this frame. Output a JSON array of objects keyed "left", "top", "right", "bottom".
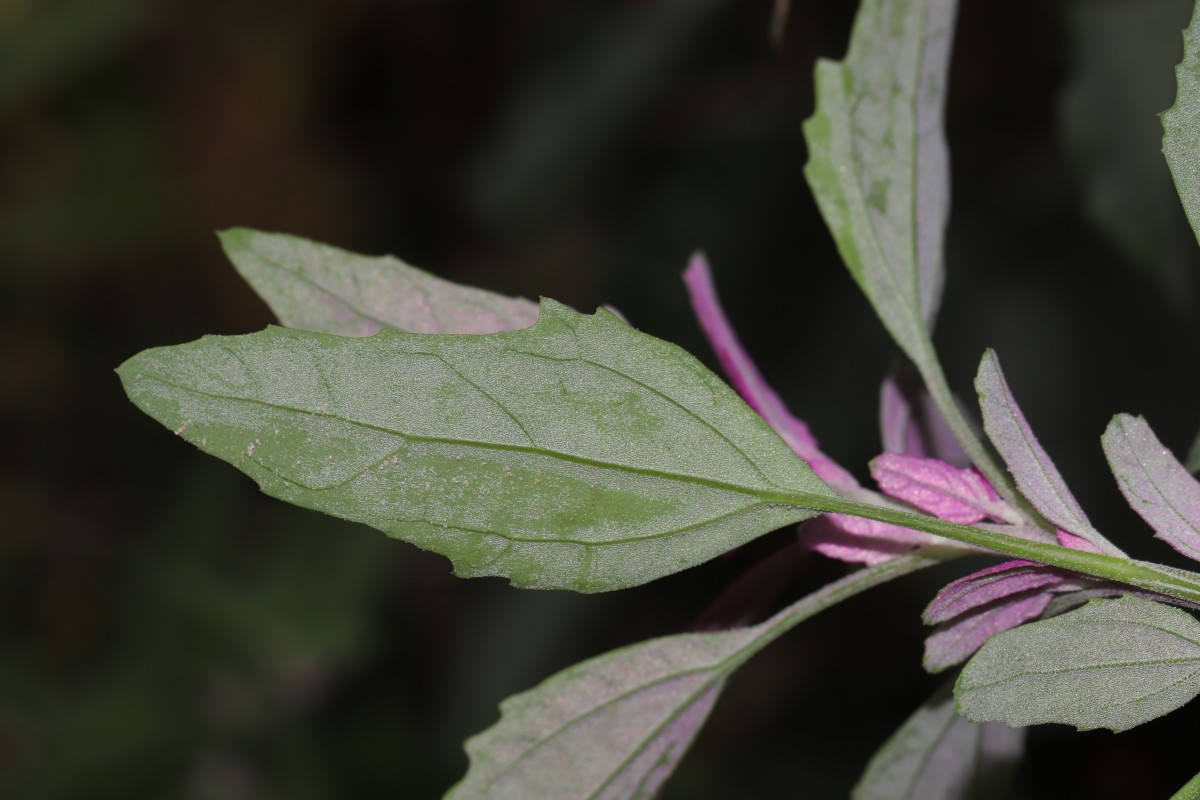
[
  {"left": 956, "top": 595, "right": 1200, "bottom": 732},
  {"left": 879, "top": 365, "right": 965, "bottom": 464},
  {"left": 219, "top": 228, "right": 540, "bottom": 336},
  {"left": 924, "top": 562, "right": 1069, "bottom": 625},
  {"left": 802, "top": 0, "right": 956, "bottom": 362},
  {"left": 119, "top": 299, "right": 832, "bottom": 592},
  {"left": 853, "top": 681, "right": 1024, "bottom": 800},
  {"left": 1104, "top": 413, "right": 1200, "bottom": 563},
  {"left": 924, "top": 590, "right": 1054, "bottom": 674},
  {"left": 1163, "top": 0, "right": 1200, "bottom": 249},
  {"left": 449, "top": 556, "right": 932, "bottom": 799},
  {"left": 870, "top": 453, "right": 1015, "bottom": 525},
  {"left": 974, "top": 350, "right": 1121, "bottom": 554}
]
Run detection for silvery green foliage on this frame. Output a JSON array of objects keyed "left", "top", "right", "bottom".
[
  {"left": 220, "top": 228, "right": 539, "bottom": 337},
  {"left": 957, "top": 596, "right": 1200, "bottom": 732},
  {"left": 1104, "top": 414, "right": 1200, "bottom": 562},
  {"left": 854, "top": 682, "right": 1023, "bottom": 800},
  {"left": 802, "top": 0, "right": 955, "bottom": 360},
  {"left": 119, "top": 300, "right": 833, "bottom": 592},
  {"left": 450, "top": 558, "right": 931, "bottom": 800},
  {"left": 974, "top": 350, "right": 1120, "bottom": 555}
]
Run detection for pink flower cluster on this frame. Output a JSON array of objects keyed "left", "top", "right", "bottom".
[{"left": 683, "top": 254, "right": 1114, "bottom": 670}]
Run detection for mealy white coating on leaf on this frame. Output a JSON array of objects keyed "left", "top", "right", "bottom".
[
  {"left": 802, "top": 0, "right": 955, "bottom": 364},
  {"left": 853, "top": 681, "right": 1023, "bottom": 800},
  {"left": 1163, "top": 0, "right": 1200, "bottom": 249},
  {"left": 118, "top": 299, "right": 833, "bottom": 592},
  {"left": 1104, "top": 413, "right": 1200, "bottom": 563},
  {"left": 219, "top": 228, "right": 540, "bottom": 336},
  {"left": 974, "top": 350, "right": 1122, "bottom": 555},
  {"left": 448, "top": 557, "right": 931, "bottom": 800},
  {"left": 956, "top": 595, "right": 1200, "bottom": 732}
]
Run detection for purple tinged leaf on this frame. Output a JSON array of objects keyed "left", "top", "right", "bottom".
[
  {"left": 805, "top": 513, "right": 941, "bottom": 566},
  {"left": 870, "top": 453, "right": 1017, "bottom": 525},
  {"left": 923, "top": 561, "right": 1069, "bottom": 624},
  {"left": 683, "top": 253, "right": 857, "bottom": 490},
  {"left": 975, "top": 350, "right": 1121, "bottom": 555},
  {"left": 879, "top": 367, "right": 966, "bottom": 464},
  {"left": 219, "top": 228, "right": 540, "bottom": 336},
  {"left": 1103, "top": 413, "right": 1200, "bottom": 563},
  {"left": 449, "top": 558, "right": 931, "bottom": 798},
  {"left": 923, "top": 590, "right": 1055, "bottom": 673},
  {"left": 853, "top": 681, "right": 1024, "bottom": 800}
]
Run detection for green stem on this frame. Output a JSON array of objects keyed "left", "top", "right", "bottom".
[
  {"left": 789, "top": 492, "right": 1200, "bottom": 606},
  {"left": 911, "top": 338, "right": 1024, "bottom": 512},
  {"left": 1169, "top": 769, "right": 1200, "bottom": 800}
]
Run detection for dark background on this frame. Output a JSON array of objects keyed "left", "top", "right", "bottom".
[{"left": 4, "top": 0, "right": 1200, "bottom": 797}]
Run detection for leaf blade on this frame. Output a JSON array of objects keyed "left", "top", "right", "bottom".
[
  {"left": 802, "top": 0, "right": 956, "bottom": 359},
  {"left": 118, "top": 299, "right": 831, "bottom": 592},
  {"left": 1163, "top": 0, "right": 1200, "bottom": 249},
  {"left": 449, "top": 556, "right": 932, "bottom": 799},
  {"left": 219, "top": 228, "right": 540, "bottom": 336},
  {"left": 853, "top": 680, "right": 1024, "bottom": 800},
  {"left": 974, "top": 350, "right": 1120, "bottom": 554},
  {"left": 1104, "top": 413, "right": 1200, "bottom": 563},
  {"left": 956, "top": 595, "right": 1200, "bottom": 732}
]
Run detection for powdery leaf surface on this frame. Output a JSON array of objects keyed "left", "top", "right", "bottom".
[
  {"left": 1163, "top": 0, "right": 1200, "bottom": 248},
  {"left": 220, "top": 228, "right": 540, "bottom": 336},
  {"left": 119, "top": 300, "right": 833, "bottom": 592},
  {"left": 974, "top": 350, "right": 1120, "bottom": 555},
  {"left": 853, "top": 681, "right": 1023, "bottom": 800},
  {"left": 803, "top": 0, "right": 956, "bottom": 363},
  {"left": 1103, "top": 413, "right": 1200, "bottom": 563},
  {"left": 956, "top": 595, "right": 1200, "bottom": 731},
  {"left": 871, "top": 453, "right": 1014, "bottom": 524},
  {"left": 449, "top": 557, "right": 930, "bottom": 799}
]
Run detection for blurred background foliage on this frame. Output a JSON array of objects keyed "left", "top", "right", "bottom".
[{"left": 3, "top": 0, "right": 1200, "bottom": 797}]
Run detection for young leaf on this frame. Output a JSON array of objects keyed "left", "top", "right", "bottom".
[
  {"left": 975, "top": 350, "right": 1122, "bottom": 555},
  {"left": 449, "top": 556, "right": 933, "bottom": 800},
  {"left": 118, "top": 299, "right": 833, "bottom": 592},
  {"left": 802, "top": 0, "right": 956, "bottom": 359},
  {"left": 1104, "top": 414, "right": 1200, "bottom": 563},
  {"left": 879, "top": 365, "right": 965, "bottom": 464},
  {"left": 870, "top": 453, "right": 1016, "bottom": 525},
  {"left": 219, "top": 228, "right": 540, "bottom": 336},
  {"left": 1163, "top": 0, "right": 1200, "bottom": 248},
  {"left": 853, "top": 681, "right": 1024, "bottom": 800},
  {"left": 956, "top": 595, "right": 1200, "bottom": 732}
]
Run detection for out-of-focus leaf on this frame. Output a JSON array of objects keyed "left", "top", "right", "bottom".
[
  {"left": 1104, "top": 413, "right": 1200, "bottom": 563},
  {"left": 1061, "top": 0, "right": 1198, "bottom": 314},
  {"left": 118, "top": 299, "right": 833, "bottom": 592},
  {"left": 803, "top": 0, "right": 956, "bottom": 360},
  {"left": 449, "top": 557, "right": 932, "bottom": 800},
  {"left": 956, "top": 595, "right": 1200, "bottom": 732},
  {"left": 879, "top": 365, "right": 966, "bottom": 464},
  {"left": 974, "top": 350, "right": 1121, "bottom": 555},
  {"left": 220, "top": 228, "right": 539, "bottom": 337},
  {"left": 853, "top": 681, "right": 1024, "bottom": 800}
]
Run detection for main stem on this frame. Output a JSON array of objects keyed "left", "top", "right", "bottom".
[{"left": 790, "top": 492, "right": 1200, "bottom": 606}]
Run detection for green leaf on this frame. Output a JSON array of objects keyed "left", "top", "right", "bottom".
[
  {"left": 802, "top": 0, "right": 956, "bottom": 358},
  {"left": 1163, "top": 0, "right": 1200, "bottom": 248},
  {"left": 219, "top": 228, "right": 539, "bottom": 336},
  {"left": 118, "top": 299, "right": 832, "bottom": 592},
  {"left": 449, "top": 556, "right": 933, "bottom": 799},
  {"left": 853, "top": 681, "right": 1023, "bottom": 800},
  {"left": 956, "top": 595, "right": 1200, "bottom": 732}
]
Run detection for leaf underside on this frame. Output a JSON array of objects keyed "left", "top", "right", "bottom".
[
  {"left": 956, "top": 595, "right": 1200, "bottom": 732},
  {"left": 118, "top": 299, "right": 831, "bottom": 592}
]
